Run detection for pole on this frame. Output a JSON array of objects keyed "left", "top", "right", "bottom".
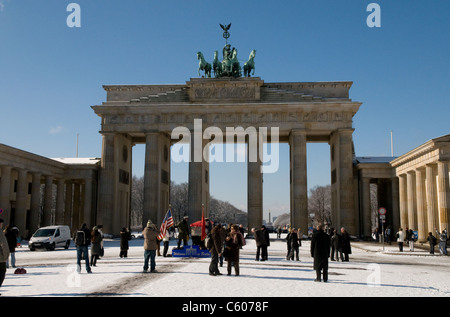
[{"left": 390, "top": 130, "right": 394, "bottom": 157}]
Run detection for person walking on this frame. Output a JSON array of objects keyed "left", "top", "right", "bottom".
[
  {"left": 340, "top": 227, "right": 352, "bottom": 262},
  {"left": 396, "top": 227, "right": 405, "bottom": 252},
  {"left": 435, "top": 228, "right": 448, "bottom": 255},
  {"left": 4, "top": 225, "right": 18, "bottom": 268},
  {"left": 251, "top": 227, "right": 267, "bottom": 261},
  {"left": 288, "top": 228, "right": 300, "bottom": 261},
  {"left": 208, "top": 223, "right": 226, "bottom": 276},
  {"left": 142, "top": 220, "right": 160, "bottom": 273},
  {"left": 90, "top": 226, "right": 103, "bottom": 267},
  {"left": 119, "top": 227, "right": 131, "bottom": 258},
  {"left": 310, "top": 224, "right": 331, "bottom": 282},
  {"left": 225, "top": 224, "right": 245, "bottom": 276},
  {"left": 176, "top": 216, "right": 190, "bottom": 249},
  {"left": 408, "top": 229, "right": 416, "bottom": 251},
  {"left": 427, "top": 232, "right": 437, "bottom": 254},
  {"left": 0, "top": 218, "right": 10, "bottom": 295},
  {"left": 74, "top": 223, "right": 92, "bottom": 273}
]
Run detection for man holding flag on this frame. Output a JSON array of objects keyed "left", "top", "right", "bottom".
[{"left": 158, "top": 207, "right": 174, "bottom": 257}]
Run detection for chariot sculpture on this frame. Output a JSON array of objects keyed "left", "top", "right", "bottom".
[{"left": 197, "top": 24, "right": 256, "bottom": 79}]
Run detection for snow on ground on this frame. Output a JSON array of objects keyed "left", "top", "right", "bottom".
[{"left": 1, "top": 234, "right": 449, "bottom": 297}]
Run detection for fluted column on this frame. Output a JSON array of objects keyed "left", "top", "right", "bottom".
[
  {"left": 248, "top": 139, "right": 263, "bottom": 231},
  {"left": 15, "top": 169, "right": 28, "bottom": 234},
  {"left": 425, "top": 164, "right": 438, "bottom": 234},
  {"left": 289, "top": 130, "right": 307, "bottom": 234},
  {"left": 97, "top": 133, "right": 115, "bottom": 233},
  {"left": 406, "top": 171, "right": 417, "bottom": 230},
  {"left": 0, "top": 166, "right": 12, "bottom": 223},
  {"left": 437, "top": 161, "right": 450, "bottom": 230},
  {"left": 83, "top": 178, "right": 93, "bottom": 226},
  {"left": 391, "top": 177, "right": 400, "bottom": 231},
  {"left": 43, "top": 175, "right": 54, "bottom": 226},
  {"left": 144, "top": 132, "right": 160, "bottom": 225},
  {"left": 337, "top": 129, "right": 356, "bottom": 234},
  {"left": 398, "top": 174, "right": 408, "bottom": 228},
  {"left": 55, "top": 178, "right": 65, "bottom": 225},
  {"left": 29, "top": 172, "right": 41, "bottom": 236},
  {"left": 361, "top": 177, "right": 371, "bottom": 237},
  {"left": 415, "top": 168, "right": 427, "bottom": 242},
  {"left": 64, "top": 181, "right": 73, "bottom": 227}
]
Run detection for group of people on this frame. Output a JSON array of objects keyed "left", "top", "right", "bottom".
[
  {"left": 207, "top": 222, "right": 246, "bottom": 276},
  {"left": 395, "top": 227, "right": 448, "bottom": 255}
]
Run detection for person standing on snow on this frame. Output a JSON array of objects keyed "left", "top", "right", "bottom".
[
  {"left": 435, "top": 228, "right": 448, "bottom": 255},
  {"left": 311, "top": 224, "right": 331, "bottom": 282},
  {"left": 142, "top": 220, "right": 160, "bottom": 273},
  {"left": 208, "top": 223, "right": 226, "bottom": 276}
]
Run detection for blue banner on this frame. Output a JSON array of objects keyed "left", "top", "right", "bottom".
[{"left": 172, "top": 245, "right": 211, "bottom": 258}]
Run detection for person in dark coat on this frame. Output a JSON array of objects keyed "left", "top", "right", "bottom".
[
  {"left": 261, "top": 225, "right": 270, "bottom": 260},
  {"left": 176, "top": 216, "right": 190, "bottom": 249},
  {"left": 90, "top": 226, "right": 103, "bottom": 267},
  {"left": 340, "top": 227, "right": 352, "bottom": 261},
  {"left": 331, "top": 228, "right": 343, "bottom": 261},
  {"left": 251, "top": 227, "right": 267, "bottom": 261},
  {"left": 119, "top": 227, "right": 131, "bottom": 258},
  {"left": 208, "top": 223, "right": 226, "bottom": 276},
  {"left": 287, "top": 228, "right": 300, "bottom": 261},
  {"left": 4, "top": 225, "right": 18, "bottom": 268},
  {"left": 225, "top": 224, "right": 245, "bottom": 276},
  {"left": 310, "top": 224, "right": 331, "bottom": 282},
  {"left": 427, "top": 232, "right": 437, "bottom": 254}
]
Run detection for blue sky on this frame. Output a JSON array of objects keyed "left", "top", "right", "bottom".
[{"left": 1, "top": 1, "right": 449, "bottom": 220}]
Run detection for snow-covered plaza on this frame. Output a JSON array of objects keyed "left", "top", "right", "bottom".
[{"left": 1, "top": 234, "right": 449, "bottom": 298}]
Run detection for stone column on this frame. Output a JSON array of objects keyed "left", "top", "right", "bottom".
[
  {"left": 415, "top": 168, "right": 427, "bottom": 242},
  {"left": 188, "top": 136, "right": 210, "bottom": 223},
  {"left": 29, "top": 172, "right": 41, "bottom": 236},
  {"left": 42, "top": 175, "right": 53, "bottom": 226},
  {"left": 0, "top": 166, "right": 12, "bottom": 223},
  {"left": 55, "top": 178, "right": 65, "bottom": 225},
  {"left": 391, "top": 177, "right": 400, "bottom": 232},
  {"left": 97, "top": 133, "right": 115, "bottom": 233},
  {"left": 337, "top": 129, "right": 356, "bottom": 234},
  {"left": 360, "top": 177, "right": 371, "bottom": 238},
  {"left": 83, "top": 178, "right": 93, "bottom": 226},
  {"left": 398, "top": 174, "right": 408, "bottom": 228},
  {"left": 425, "top": 164, "right": 438, "bottom": 234},
  {"left": 437, "top": 161, "right": 450, "bottom": 230},
  {"left": 248, "top": 138, "right": 263, "bottom": 232},
  {"left": 64, "top": 181, "right": 73, "bottom": 227},
  {"left": 15, "top": 169, "right": 28, "bottom": 235},
  {"left": 289, "top": 130, "right": 308, "bottom": 235},
  {"left": 72, "top": 183, "right": 81, "bottom": 232},
  {"left": 406, "top": 171, "right": 417, "bottom": 230},
  {"left": 144, "top": 132, "right": 160, "bottom": 225}
]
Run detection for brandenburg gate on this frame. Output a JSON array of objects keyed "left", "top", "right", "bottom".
[{"left": 92, "top": 77, "right": 362, "bottom": 235}]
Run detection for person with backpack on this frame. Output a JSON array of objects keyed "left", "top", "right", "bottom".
[
  {"left": 435, "top": 228, "right": 448, "bottom": 255},
  {"left": 74, "top": 223, "right": 92, "bottom": 273}
]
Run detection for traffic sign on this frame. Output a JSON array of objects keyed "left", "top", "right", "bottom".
[{"left": 378, "top": 207, "right": 387, "bottom": 215}]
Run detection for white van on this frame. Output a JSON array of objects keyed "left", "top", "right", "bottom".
[{"left": 29, "top": 225, "right": 72, "bottom": 251}]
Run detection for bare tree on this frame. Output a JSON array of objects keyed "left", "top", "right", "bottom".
[{"left": 308, "top": 185, "right": 331, "bottom": 227}]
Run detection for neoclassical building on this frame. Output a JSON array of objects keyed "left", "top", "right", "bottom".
[
  {"left": 0, "top": 144, "right": 99, "bottom": 237},
  {"left": 391, "top": 135, "right": 450, "bottom": 242}
]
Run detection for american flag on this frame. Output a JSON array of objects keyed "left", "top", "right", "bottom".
[{"left": 158, "top": 208, "right": 174, "bottom": 240}]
